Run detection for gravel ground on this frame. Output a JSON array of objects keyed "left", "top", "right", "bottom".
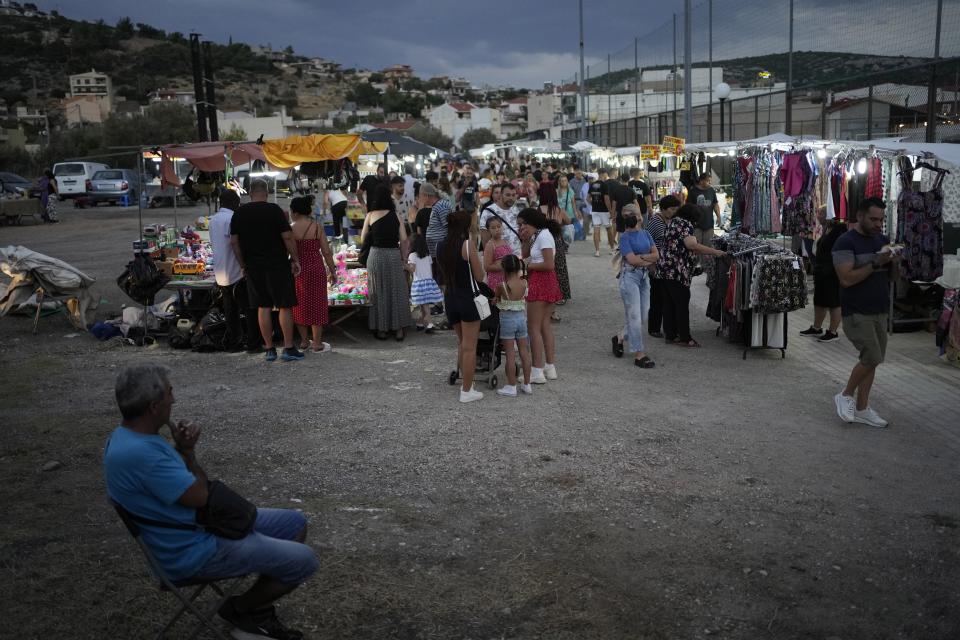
[{"left": 1, "top": 202, "right": 958, "bottom": 639}]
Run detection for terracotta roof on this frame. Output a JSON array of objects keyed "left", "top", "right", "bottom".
[
  {"left": 449, "top": 102, "right": 476, "bottom": 112},
  {"left": 506, "top": 97, "right": 528, "bottom": 104},
  {"left": 371, "top": 120, "right": 418, "bottom": 130}
]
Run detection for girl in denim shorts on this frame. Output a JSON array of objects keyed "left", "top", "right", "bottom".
[{"left": 496, "top": 255, "right": 533, "bottom": 397}]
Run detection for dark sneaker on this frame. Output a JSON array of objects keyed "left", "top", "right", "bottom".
[
  {"left": 264, "top": 348, "right": 278, "bottom": 362},
  {"left": 799, "top": 326, "right": 823, "bottom": 337},
  {"left": 280, "top": 347, "right": 305, "bottom": 361},
  {"left": 818, "top": 330, "right": 840, "bottom": 343},
  {"left": 218, "top": 599, "right": 303, "bottom": 640}
]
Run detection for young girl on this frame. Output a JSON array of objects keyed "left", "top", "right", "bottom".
[
  {"left": 496, "top": 254, "right": 533, "bottom": 397},
  {"left": 483, "top": 217, "right": 513, "bottom": 292},
  {"left": 406, "top": 233, "right": 443, "bottom": 332}
]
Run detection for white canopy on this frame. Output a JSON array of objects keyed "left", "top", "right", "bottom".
[{"left": 571, "top": 141, "right": 599, "bottom": 151}]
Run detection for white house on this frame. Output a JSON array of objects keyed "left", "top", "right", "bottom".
[
  {"left": 428, "top": 102, "right": 502, "bottom": 145},
  {"left": 69, "top": 69, "right": 113, "bottom": 114}
]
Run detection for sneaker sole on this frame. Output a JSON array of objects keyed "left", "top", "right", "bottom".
[
  {"left": 818, "top": 338, "right": 839, "bottom": 343},
  {"left": 280, "top": 355, "right": 304, "bottom": 361},
  {"left": 530, "top": 379, "right": 547, "bottom": 385},
  {"left": 852, "top": 416, "right": 888, "bottom": 428}
]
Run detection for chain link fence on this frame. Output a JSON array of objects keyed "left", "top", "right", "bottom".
[{"left": 556, "top": 0, "right": 960, "bottom": 145}]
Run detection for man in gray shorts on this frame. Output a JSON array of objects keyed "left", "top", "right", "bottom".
[{"left": 831, "top": 198, "right": 898, "bottom": 428}]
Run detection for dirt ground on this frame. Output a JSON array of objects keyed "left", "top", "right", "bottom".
[{"left": 1, "top": 202, "right": 959, "bottom": 639}]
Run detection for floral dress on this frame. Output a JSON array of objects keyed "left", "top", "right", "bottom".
[{"left": 657, "top": 218, "right": 697, "bottom": 287}]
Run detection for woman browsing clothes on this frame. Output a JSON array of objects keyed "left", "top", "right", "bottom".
[
  {"left": 360, "top": 185, "right": 414, "bottom": 341},
  {"left": 800, "top": 209, "right": 847, "bottom": 342},
  {"left": 658, "top": 203, "right": 728, "bottom": 348}
]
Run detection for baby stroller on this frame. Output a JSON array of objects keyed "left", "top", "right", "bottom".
[{"left": 448, "top": 303, "right": 507, "bottom": 390}]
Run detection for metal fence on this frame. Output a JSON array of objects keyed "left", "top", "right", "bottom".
[{"left": 558, "top": 0, "right": 960, "bottom": 145}]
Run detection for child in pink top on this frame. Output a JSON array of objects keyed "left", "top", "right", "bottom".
[{"left": 483, "top": 217, "right": 514, "bottom": 292}]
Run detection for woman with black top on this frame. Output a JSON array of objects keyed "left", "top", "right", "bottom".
[
  {"left": 438, "top": 210, "right": 486, "bottom": 403},
  {"left": 360, "top": 185, "right": 414, "bottom": 340},
  {"left": 800, "top": 209, "right": 847, "bottom": 342}
]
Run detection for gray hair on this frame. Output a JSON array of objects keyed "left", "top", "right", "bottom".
[
  {"left": 116, "top": 363, "right": 171, "bottom": 420},
  {"left": 249, "top": 179, "right": 269, "bottom": 195},
  {"left": 419, "top": 183, "right": 439, "bottom": 198}
]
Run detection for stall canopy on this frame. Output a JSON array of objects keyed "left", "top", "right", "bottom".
[
  {"left": 361, "top": 129, "right": 447, "bottom": 157},
  {"left": 571, "top": 141, "right": 599, "bottom": 152},
  {"left": 157, "top": 134, "right": 387, "bottom": 186}
]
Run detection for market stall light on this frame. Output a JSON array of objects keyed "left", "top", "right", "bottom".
[
  {"left": 250, "top": 170, "right": 282, "bottom": 178},
  {"left": 817, "top": 148, "right": 827, "bottom": 159},
  {"left": 857, "top": 157, "right": 868, "bottom": 174},
  {"left": 727, "top": 149, "right": 735, "bottom": 156}
]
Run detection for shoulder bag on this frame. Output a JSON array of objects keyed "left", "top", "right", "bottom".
[
  {"left": 466, "top": 242, "right": 491, "bottom": 321},
  {"left": 123, "top": 479, "right": 257, "bottom": 540}
]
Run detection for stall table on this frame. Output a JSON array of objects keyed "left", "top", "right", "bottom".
[{"left": 1, "top": 198, "right": 43, "bottom": 225}]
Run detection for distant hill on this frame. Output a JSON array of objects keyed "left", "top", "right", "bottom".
[{"left": 0, "top": 12, "right": 349, "bottom": 119}]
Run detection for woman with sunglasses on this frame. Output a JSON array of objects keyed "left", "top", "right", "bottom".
[{"left": 517, "top": 208, "right": 562, "bottom": 384}]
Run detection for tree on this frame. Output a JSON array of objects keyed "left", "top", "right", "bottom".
[
  {"left": 347, "top": 82, "right": 381, "bottom": 107},
  {"left": 220, "top": 122, "right": 247, "bottom": 141},
  {"left": 405, "top": 123, "right": 452, "bottom": 152},
  {"left": 458, "top": 127, "right": 497, "bottom": 150},
  {"left": 116, "top": 17, "right": 134, "bottom": 39}
]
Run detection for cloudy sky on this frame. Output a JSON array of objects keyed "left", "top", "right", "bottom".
[
  {"left": 43, "top": 0, "right": 677, "bottom": 88},
  {"left": 42, "top": 0, "right": 960, "bottom": 89}
]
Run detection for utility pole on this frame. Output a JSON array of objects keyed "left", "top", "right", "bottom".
[
  {"left": 607, "top": 53, "right": 612, "bottom": 133},
  {"left": 634, "top": 37, "right": 639, "bottom": 146},
  {"left": 785, "top": 0, "right": 794, "bottom": 135},
  {"left": 708, "top": 0, "right": 713, "bottom": 139},
  {"left": 203, "top": 41, "right": 219, "bottom": 142},
  {"left": 926, "top": 0, "right": 943, "bottom": 142},
  {"left": 683, "top": 0, "right": 693, "bottom": 140},
  {"left": 672, "top": 13, "right": 678, "bottom": 136},
  {"left": 189, "top": 33, "right": 208, "bottom": 141},
  {"left": 578, "top": 0, "right": 587, "bottom": 144}
]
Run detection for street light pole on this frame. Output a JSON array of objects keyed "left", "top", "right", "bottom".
[
  {"left": 716, "top": 82, "right": 731, "bottom": 142},
  {"left": 578, "top": 0, "right": 586, "bottom": 144}
]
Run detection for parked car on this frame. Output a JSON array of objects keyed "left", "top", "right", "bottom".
[
  {"left": 53, "top": 161, "right": 109, "bottom": 198},
  {"left": 0, "top": 171, "right": 33, "bottom": 196},
  {"left": 89, "top": 169, "right": 142, "bottom": 206}
]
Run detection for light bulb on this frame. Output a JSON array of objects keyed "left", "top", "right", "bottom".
[
  {"left": 817, "top": 148, "right": 827, "bottom": 159},
  {"left": 857, "top": 157, "right": 867, "bottom": 174},
  {"left": 728, "top": 149, "right": 735, "bottom": 156}
]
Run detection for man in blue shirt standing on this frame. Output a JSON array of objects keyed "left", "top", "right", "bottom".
[
  {"left": 104, "top": 364, "right": 317, "bottom": 639},
  {"left": 832, "top": 198, "right": 898, "bottom": 428}
]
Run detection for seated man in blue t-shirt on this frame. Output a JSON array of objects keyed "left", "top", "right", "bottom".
[{"left": 104, "top": 364, "right": 318, "bottom": 640}]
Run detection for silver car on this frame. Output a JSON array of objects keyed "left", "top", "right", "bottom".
[{"left": 89, "top": 169, "right": 141, "bottom": 206}]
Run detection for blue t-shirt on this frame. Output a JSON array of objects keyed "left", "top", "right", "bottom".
[
  {"left": 831, "top": 229, "right": 890, "bottom": 316},
  {"left": 619, "top": 229, "right": 656, "bottom": 260},
  {"left": 103, "top": 427, "right": 217, "bottom": 582}
]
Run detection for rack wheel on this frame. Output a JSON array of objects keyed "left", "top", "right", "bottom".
[
  {"left": 489, "top": 374, "right": 498, "bottom": 390},
  {"left": 448, "top": 371, "right": 459, "bottom": 385}
]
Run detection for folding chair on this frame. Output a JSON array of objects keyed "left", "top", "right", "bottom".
[{"left": 110, "top": 500, "right": 247, "bottom": 640}]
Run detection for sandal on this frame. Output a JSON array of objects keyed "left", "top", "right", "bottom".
[
  {"left": 311, "top": 342, "right": 331, "bottom": 353},
  {"left": 551, "top": 312, "right": 561, "bottom": 322},
  {"left": 611, "top": 336, "right": 624, "bottom": 358},
  {"left": 679, "top": 339, "right": 701, "bottom": 348},
  {"left": 634, "top": 356, "right": 656, "bottom": 368}
]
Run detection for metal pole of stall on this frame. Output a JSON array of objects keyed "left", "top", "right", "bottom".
[
  {"left": 683, "top": 0, "right": 693, "bottom": 141},
  {"left": 578, "top": 0, "right": 587, "bottom": 145},
  {"left": 672, "top": 13, "right": 678, "bottom": 136},
  {"left": 926, "top": 0, "right": 943, "bottom": 142},
  {"left": 708, "top": 0, "right": 713, "bottom": 139},
  {"left": 634, "top": 37, "right": 640, "bottom": 146},
  {"left": 786, "top": 0, "right": 794, "bottom": 135}
]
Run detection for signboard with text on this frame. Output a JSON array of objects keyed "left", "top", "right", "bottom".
[
  {"left": 661, "top": 135, "right": 685, "bottom": 155},
  {"left": 640, "top": 145, "right": 662, "bottom": 161}
]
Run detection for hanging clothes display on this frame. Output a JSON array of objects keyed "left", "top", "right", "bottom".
[
  {"left": 897, "top": 158, "right": 946, "bottom": 282},
  {"left": 780, "top": 150, "right": 817, "bottom": 236}
]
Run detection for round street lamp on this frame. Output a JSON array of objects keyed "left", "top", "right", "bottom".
[{"left": 715, "top": 82, "right": 731, "bottom": 142}]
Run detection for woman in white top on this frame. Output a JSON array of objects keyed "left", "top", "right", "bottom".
[
  {"left": 324, "top": 186, "right": 349, "bottom": 244},
  {"left": 517, "top": 208, "right": 563, "bottom": 384}
]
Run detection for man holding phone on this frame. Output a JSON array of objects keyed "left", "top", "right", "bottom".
[{"left": 832, "top": 198, "right": 898, "bottom": 428}]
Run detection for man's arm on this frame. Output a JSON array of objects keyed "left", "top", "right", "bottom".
[
  {"left": 172, "top": 421, "right": 209, "bottom": 508},
  {"left": 281, "top": 230, "right": 301, "bottom": 277},
  {"left": 713, "top": 200, "right": 722, "bottom": 227},
  {"left": 230, "top": 234, "right": 246, "bottom": 273},
  {"left": 835, "top": 252, "right": 892, "bottom": 288}
]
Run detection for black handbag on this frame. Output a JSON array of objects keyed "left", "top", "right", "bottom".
[
  {"left": 124, "top": 479, "right": 257, "bottom": 540},
  {"left": 356, "top": 233, "right": 371, "bottom": 267},
  {"left": 196, "top": 480, "right": 257, "bottom": 539}
]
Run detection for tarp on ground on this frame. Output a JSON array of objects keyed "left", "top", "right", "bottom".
[{"left": 0, "top": 245, "right": 98, "bottom": 330}]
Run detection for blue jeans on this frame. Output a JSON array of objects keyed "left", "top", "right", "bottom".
[
  {"left": 619, "top": 267, "right": 650, "bottom": 354},
  {"left": 193, "top": 508, "right": 318, "bottom": 586}
]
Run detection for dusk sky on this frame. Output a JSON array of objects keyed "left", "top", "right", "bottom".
[{"left": 42, "top": 0, "right": 678, "bottom": 88}]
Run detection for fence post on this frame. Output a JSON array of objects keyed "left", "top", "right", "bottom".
[
  {"left": 785, "top": 0, "right": 794, "bottom": 135},
  {"left": 754, "top": 96, "right": 759, "bottom": 138},
  {"left": 821, "top": 92, "right": 827, "bottom": 139},
  {"left": 927, "top": 0, "right": 943, "bottom": 142},
  {"left": 867, "top": 85, "right": 874, "bottom": 140}
]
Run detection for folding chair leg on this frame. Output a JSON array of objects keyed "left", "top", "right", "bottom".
[{"left": 184, "top": 579, "right": 243, "bottom": 640}]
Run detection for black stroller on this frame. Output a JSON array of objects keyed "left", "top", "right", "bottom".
[{"left": 448, "top": 286, "right": 519, "bottom": 390}]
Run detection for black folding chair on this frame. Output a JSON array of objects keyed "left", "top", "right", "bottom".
[{"left": 110, "top": 500, "right": 247, "bottom": 640}]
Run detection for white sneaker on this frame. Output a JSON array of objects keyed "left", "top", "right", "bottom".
[
  {"left": 853, "top": 407, "right": 888, "bottom": 428},
  {"left": 609, "top": 248, "right": 617, "bottom": 256},
  {"left": 530, "top": 368, "right": 547, "bottom": 384},
  {"left": 834, "top": 392, "right": 855, "bottom": 423},
  {"left": 543, "top": 363, "right": 558, "bottom": 380},
  {"left": 497, "top": 385, "right": 517, "bottom": 397},
  {"left": 459, "top": 387, "right": 484, "bottom": 403},
  {"left": 520, "top": 383, "right": 534, "bottom": 395}
]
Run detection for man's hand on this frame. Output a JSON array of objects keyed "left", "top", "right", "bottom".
[
  {"left": 291, "top": 259, "right": 302, "bottom": 277},
  {"left": 874, "top": 251, "right": 894, "bottom": 266},
  {"left": 172, "top": 420, "right": 201, "bottom": 452}
]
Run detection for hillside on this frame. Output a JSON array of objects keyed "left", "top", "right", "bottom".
[
  {"left": 588, "top": 51, "right": 937, "bottom": 93},
  {"left": 0, "top": 13, "right": 349, "bottom": 119}
]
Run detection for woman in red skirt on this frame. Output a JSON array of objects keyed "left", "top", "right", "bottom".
[
  {"left": 290, "top": 196, "right": 337, "bottom": 352},
  {"left": 518, "top": 207, "right": 562, "bottom": 384}
]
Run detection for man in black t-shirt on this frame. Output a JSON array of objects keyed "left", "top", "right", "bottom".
[
  {"left": 685, "top": 173, "right": 720, "bottom": 248},
  {"left": 628, "top": 167, "right": 653, "bottom": 219},
  {"left": 610, "top": 173, "right": 639, "bottom": 237},
  {"left": 358, "top": 164, "right": 386, "bottom": 213},
  {"left": 588, "top": 168, "right": 616, "bottom": 257},
  {"left": 229, "top": 180, "right": 303, "bottom": 362}
]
